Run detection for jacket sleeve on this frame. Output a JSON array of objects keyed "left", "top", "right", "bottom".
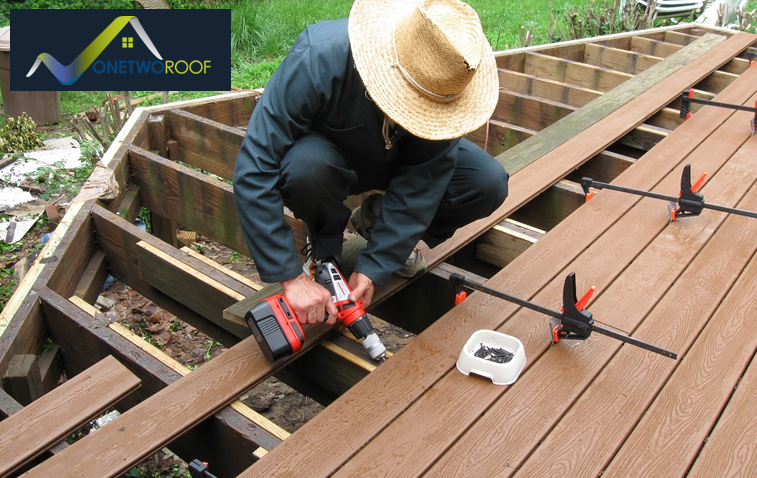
[
  {"left": 354, "top": 137, "right": 458, "bottom": 288},
  {"left": 233, "top": 34, "right": 323, "bottom": 283}
]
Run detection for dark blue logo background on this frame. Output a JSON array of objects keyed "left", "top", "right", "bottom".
[{"left": 11, "top": 9, "right": 231, "bottom": 91}]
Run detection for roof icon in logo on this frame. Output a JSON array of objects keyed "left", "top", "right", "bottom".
[{"left": 26, "top": 16, "right": 162, "bottom": 85}]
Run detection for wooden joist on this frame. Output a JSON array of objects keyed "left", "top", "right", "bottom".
[
  {"left": 92, "top": 204, "right": 242, "bottom": 346},
  {"left": 0, "top": 355, "right": 140, "bottom": 477},
  {"left": 166, "top": 108, "right": 245, "bottom": 181}
]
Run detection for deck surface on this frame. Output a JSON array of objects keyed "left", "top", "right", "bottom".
[
  {"left": 242, "top": 34, "right": 757, "bottom": 478},
  {"left": 4, "top": 26, "right": 757, "bottom": 478}
]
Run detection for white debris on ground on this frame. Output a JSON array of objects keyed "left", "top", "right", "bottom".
[{"left": 0, "top": 136, "right": 83, "bottom": 243}]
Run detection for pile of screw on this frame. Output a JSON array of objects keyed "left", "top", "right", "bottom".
[{"left": 474, "top": 344, "right": 514, "bottom": 363}]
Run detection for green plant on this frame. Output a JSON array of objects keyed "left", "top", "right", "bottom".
[
  {"left": 204, "top": 340, "right": 221, "bottom": 359},
  {"left": 0, "top": 241, "right": 22, "bottom": 254},
  {"left": 0, "top": 113, "right": 43, "bottom": 154},
  {"left": 0, "top": 278, "right": 16, "bottom": 313},
  {"left": 548, "top": 0, "right": 658, "bottom": 42},
  {"left": 33, "top": 160, "right": 97, "bottom": 201},
  {"left": 138, "top": 207, "right": 153, "bottom": 234},
  {"left": 42, "top": 337, "right": 53, "bottom": 352}
]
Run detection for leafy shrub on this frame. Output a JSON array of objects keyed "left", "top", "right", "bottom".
[
  {"left": 0, "top": 113, "right": 43, "bottom": 153},
  {"left": 549, "top": 0, "right": 657, "bottom": 42}
]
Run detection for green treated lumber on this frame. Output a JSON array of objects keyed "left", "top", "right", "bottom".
[
  {"left": 501, "top": 33, "right": 729, "bottom": 175},
  {"left": 166, "top": 108, "right": 245, "bottom": 181}
]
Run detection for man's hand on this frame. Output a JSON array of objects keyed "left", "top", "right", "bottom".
[
  {"left": 348, "top": 272, "right": 375, "bottom": 308},
  {"left": 281, "top": 273, "right": 338, "bottom": 325}
]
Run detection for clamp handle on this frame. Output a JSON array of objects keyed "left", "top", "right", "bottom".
[
  {"left": 580, "top": 177, "right": 595, "bottom": 202},
  {"left": 680, "top": 89, "right": 694, "bottom": 120},
  {"left": 552, "top": 273, "right": 595, "bottom": 343},
  {"left": 671, "top": 164, "right": 706, "bottom": 221}
]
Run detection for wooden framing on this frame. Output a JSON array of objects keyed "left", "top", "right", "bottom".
[{"left": 2, "top": 23, "right": 757, "bottom": 478}]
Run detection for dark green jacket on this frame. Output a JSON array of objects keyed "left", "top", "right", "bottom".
[{"left": 234, "top": 18, "right": 458, "bottom": 287}]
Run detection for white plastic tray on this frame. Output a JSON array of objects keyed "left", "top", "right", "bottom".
[{"left": 456, "top": 330, "right": 526, "bottom": 385}]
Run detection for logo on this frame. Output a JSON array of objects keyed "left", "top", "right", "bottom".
[{"left": 12, "top": 9, "right": 230, "bottom": 91}]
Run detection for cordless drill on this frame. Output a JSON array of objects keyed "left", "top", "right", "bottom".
[{"left": 245, "top": 262, "right": 387, "bottom": 362}]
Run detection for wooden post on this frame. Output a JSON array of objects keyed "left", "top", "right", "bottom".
[{"left": 3, "top": 354, "right": 44, "bottom": 406}]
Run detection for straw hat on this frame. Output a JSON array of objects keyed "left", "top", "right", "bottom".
[{"left": 349, "top": 0, "right": 498, "bottom": 141}]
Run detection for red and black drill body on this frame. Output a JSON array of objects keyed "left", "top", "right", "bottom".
[{"left": 246, "top": 262, "right": 386, "bottom": 362}]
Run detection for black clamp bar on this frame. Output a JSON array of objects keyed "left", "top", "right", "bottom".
[
  {"left": 680, "top": 88, "right": 757, "bottom": 135},
  {"left": 449, "top": 273, "right": 677, "bottom": 359},
  {"left": 581, "top": 164, "right": 757, "bottom": 221}
]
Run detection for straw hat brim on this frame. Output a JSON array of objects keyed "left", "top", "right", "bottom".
[{"left": 348, "top": 0, "right": 499, "bottom": 141}]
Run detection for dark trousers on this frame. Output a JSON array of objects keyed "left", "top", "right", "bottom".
[{"left": 278, "top": 133, "right": 509, "bottom": 259}]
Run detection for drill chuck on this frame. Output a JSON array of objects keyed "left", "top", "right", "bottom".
[{"left": 361, "top": 332, "right": 387, "bottom": 361}]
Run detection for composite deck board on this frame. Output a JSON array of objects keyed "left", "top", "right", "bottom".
[
  {"left": 510, "top": 139, "right": 757, "bottom": 477},
  {"left": 424, "top": 105, "right": 757, "bottom": 478},
  {"left": 0, "top": 356, "right": 140, "bottom": 477},
  {"left": 602, "top": 231, "right": 757, "bottom": 477},
  {"left": 687, "top": 330, "right": 757, "bottom": 476},
  {"left": 240, "top": 35, "right": 757, "bottom": 478},
  {"left": 334, "top": 89, "right": 757, "bottom": 478}
]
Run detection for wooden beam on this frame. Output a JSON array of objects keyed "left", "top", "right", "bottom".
[
  {"left": 627, "top": 36, "right": 682, "bottom": 58},
  {"left": 498, "top": 68, "right": 601, "bottom": 108},
  {"left": 493, "top": 90, "right": 572, "bottom": 132},
  {"left": 91, "top": 204, "right": 242, "bottom": 346},
  {"left": 128, "top": 145, "right": 265, "bottom": 257},
  {"left": 3, "top": 354, "right": 43, "bottom": 406},
  {"left": 166, "top": 108, "right": 245, "bottom": 181},
  {"left": 115, "top": 185, "right": 142, "bottom": 223},
  {"left": 509, "top": 179, "right": 586, "bottom": 231},
  {"left": 466, "top": 119, "right": 534, "bottom": 156},
  {"left": 565, "top": 149, "right": 636, "bottom": 184},
  {"left": 498, "top": 33, "right": 733, "bottom": 175},
  {"left": 0, "top": 201, "right": 90, "bottom": 378},
  {"left": 475, "top": 219, "right": 544, "bottom": 269},
  {"left": 0, "top": 355, "right": 140, "bottom": 477},
  {"left": 42, "top": 289, "right": 273, "bottom": 477},
  {"left": 157, "top": 91, "right": 260, "bottom": 128},
  {"left": 147, "top": 113, "right": 168, "bottom": 157},
  {"left": 136, "top": 240, "right": 250, "bottom": 339},
  {"left": 524, "top": 51, "right": 632, "bottom": 92},
  {"left": 583, "top": 43, "right": 662, "bottom": 75},
  {"left": 694, "top": 69, "right": 739, "bottom": 95},
  {"left": 73, "top": 250, "right": 108, "bottom": 304}
]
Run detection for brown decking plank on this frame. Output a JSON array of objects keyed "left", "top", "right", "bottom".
[
  {"left": 337, "top": 91, "right": 757, "bottom": 478},
  {"left": 239, "top": 35, "right": 757, "bottom": 478},
  {"left": 509, "top": 153, "right": 757, "bottom": 477},
  {"left": 42, "top": 288, "right": 273, "bottom": 476},
  {"left": 19, "top": 323, "right": 333, "bottom": 478},
  {"left": 687, "top": 336, "right": 757, "bottom": 475},
  {"left": 0, "top": 356, "right": 140, "bottom": 477},
  {"left": 601, "top": 218, "right": 757, "bottom": 477},
  {"left": 432, "top": 114, "right": 757, "bottom": 478}
]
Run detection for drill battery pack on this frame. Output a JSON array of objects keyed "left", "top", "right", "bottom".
[{"left": 245, "top": 294, "right": 305, "bottom": 362}]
